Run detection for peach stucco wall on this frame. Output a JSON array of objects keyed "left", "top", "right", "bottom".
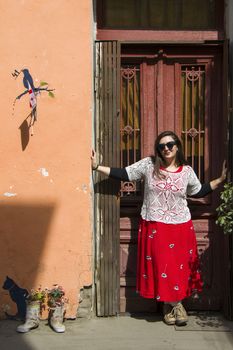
[{"left": 0, "top": 0, "right": 93, "bottom": 318}]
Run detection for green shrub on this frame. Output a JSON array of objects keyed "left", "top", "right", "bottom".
[{"left": 216, "top": 183, "right": 233, "bottom": 234}]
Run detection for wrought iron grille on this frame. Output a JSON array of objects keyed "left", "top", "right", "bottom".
[
  {"left": 120, "top": 66, "right": 141, "bottom": 196},
  {"left": 181, "top": 66, "right": 205, "bottom": 182}
]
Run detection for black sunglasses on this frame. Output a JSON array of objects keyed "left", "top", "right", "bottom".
[{"left": 158, "top": 141, "right": 176, "bottom": 151}]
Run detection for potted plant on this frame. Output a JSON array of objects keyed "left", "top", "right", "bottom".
[
  {"left": 27, "top": 287, "right": 47, "bottom": 305},
  {"left": 17, "top": 287, "right": 47, "bottom": 333},
  {"left": 47, "top": 285, "right": 68, "bottom": 333}
]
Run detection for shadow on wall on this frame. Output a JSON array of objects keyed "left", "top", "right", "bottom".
[
  {"left": 19, "top": 118, "right": 31, "bottom": 151},
  {"left": 0, "top": 203, "right": 55, "bottom": 316}
]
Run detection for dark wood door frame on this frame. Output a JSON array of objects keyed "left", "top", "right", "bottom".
[{"left": 94, "top": 41, "right": 229, "bottom": 316}]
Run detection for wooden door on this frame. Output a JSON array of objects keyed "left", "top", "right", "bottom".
[
  {"left": 119, "top": 44, "right": 227, "bottom": 313},
  {"left": 94, "top": 41, "right": 121, "bottom": 316}
]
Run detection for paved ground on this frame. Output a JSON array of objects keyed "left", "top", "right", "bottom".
[{"left": 1, "top": 314, "right": 233, "bottom": 350}]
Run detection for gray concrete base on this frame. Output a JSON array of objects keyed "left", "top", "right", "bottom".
[{"left": 1, "top": 314, "right": 233, "bottom": 350}]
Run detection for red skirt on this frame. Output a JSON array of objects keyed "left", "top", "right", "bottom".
[{"left": 136, "top": 219, "right": 203, "bottom": 302}]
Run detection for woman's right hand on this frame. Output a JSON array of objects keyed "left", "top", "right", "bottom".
[
  {"left": 91, "top": 149, "right": 98, "bottom": 170},
  {"left": 90, "top": 150, "right": 110, "bottom": 176}
]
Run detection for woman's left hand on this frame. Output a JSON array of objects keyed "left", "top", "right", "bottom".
[
  {"left": 219, "top": 160, "right": 227, "bottom": 183},
  {"left": 210, "top": 160, "right": 227, "bottom": 191}
]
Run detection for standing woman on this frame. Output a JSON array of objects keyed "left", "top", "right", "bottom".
[{"left": 91, "top": 131, "right": 227, "bottom": 326}]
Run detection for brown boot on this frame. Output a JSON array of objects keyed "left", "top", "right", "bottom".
[
  {"left": 163, "top": 304, "right": 176, "bottom": 325},
  {"left": 174, "top": 302, "right": 188, "bottom": 326}
]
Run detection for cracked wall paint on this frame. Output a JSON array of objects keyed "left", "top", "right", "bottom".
[
  {"left": 1, "top": 303, "right": 11, "bottom": 313},
  {"left": 38, "top": 168, "right": 49, "bottom": 177},
  {"left": 75, "top": 184, "right": 88, "bottom": 194},
  {"left": 3, "top": 192, "right": 17, "bottom": 197},
  {"left": 82, "top": 184, "right": 88, "bottom": 193}
]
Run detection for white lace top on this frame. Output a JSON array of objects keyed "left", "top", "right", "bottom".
[{"left": 125, "top": 157, "right": 201, "bottom": 224}]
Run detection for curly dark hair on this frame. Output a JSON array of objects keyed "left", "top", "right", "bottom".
[{"left": 151, "top": 131, "right": 188, "bottom": 178}]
